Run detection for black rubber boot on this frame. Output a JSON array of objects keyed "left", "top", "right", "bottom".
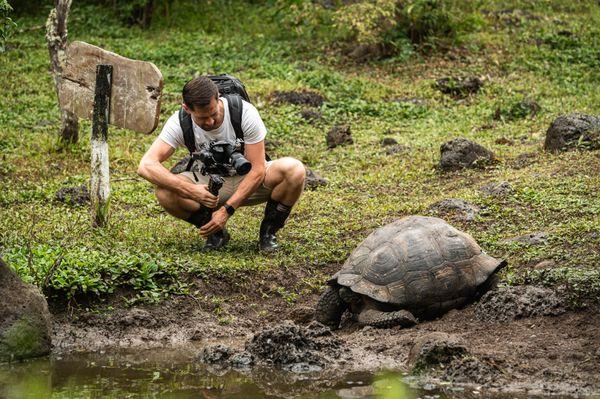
[
  {"left": 259, "top": 199, "right": 291, "bottom": 252},
  {"left": 203, "top": 229, "right": 230, "bottom": 251}
]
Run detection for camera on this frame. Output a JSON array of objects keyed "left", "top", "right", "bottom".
[{"left": 193, "top": 139, "right": 252, "bottom": 176}]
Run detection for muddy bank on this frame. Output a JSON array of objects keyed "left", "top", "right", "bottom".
[{"left": 49, "top": 287, "right": 600, "bottom": 398}]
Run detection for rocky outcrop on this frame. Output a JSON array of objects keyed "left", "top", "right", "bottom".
[
  {"left": 544, "top": 113, "right": 600, "bottom": 152},
  {"left": 0, "top": 258, "right": 52, "bottom": 362}
]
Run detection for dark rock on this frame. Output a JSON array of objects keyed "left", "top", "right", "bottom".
[
  {"left": 439, "top": 138, "right": 496, "bottom": 171},
  {"left": 0, "top": 258, "right": 52, "bottom": 362},
  {"left": 245, "top": 322, "right": 341, "bottom": 368},
  {"left": 428, "top": 199, "right": 480, "bottom": 221},
  {"left": 198, "top": 344, "right": 235, "bottom": 364},
  {"left": 305, "top": 168, "right": 328, "bottom": 190},
  {"left": 327, "top": 125, "right": 353, "bottom": 149},
  {"left": 475, "top": 285, "right": 566, "bottom": 322},
  {"left": 544, "top": 113, "right": 600, "bottom": 152},
  {"left": 299, "top": 108, "right": 322, "bottom": 124},
  {"left": 230, "top": 351, "right": 254, "bottom": 369},
  {"left": 54, "top": 185, "right": 90, "bottom": 206},
  {"left": 442, "top": 356, "right": 500, "bottom": 384},
  {"left": 480, "top": 181, "right": 513, "bottom": 197},
  {"left": 502, "top": 231, "right": 549, "bottom": 246},
  {"left": 380, "top": 137, "right": 398, "bottom": 146},
  {"left": 434, "top": 77, "right": 483, "bottom": 98},
  {"left": 408, "top": 332, "right": 468, "bottom": 374},
  {"left": 272, "top": 90, "right": 325, "bottom": 107}
]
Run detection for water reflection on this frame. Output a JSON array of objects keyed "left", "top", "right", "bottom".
[{"left": 0, "top": 349, "right": 425, "bottom": 399}]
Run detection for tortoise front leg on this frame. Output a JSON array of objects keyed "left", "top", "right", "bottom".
[{"left": 315, "top": 285, "right": 348, "bottom": 330}]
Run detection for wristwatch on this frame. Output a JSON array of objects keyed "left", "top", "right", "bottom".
[{"left": 223, "top": 203, "right": 235, "bottom": 216}]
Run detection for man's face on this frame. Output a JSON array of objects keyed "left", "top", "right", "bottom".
[{"left": 185, "top": 97, "right": 223, "bottom": 131}]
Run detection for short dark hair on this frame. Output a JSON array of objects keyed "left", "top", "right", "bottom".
[{"left": 182, "top": 76, "right": 219, "bottom": 110}]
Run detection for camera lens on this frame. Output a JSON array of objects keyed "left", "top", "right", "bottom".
[{"left": 230, "top": 152, "right": 252, "bottom": 175}]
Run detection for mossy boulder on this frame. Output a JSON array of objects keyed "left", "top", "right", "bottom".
[
  {"left": 544, "top": 113, "right": 600, "bottom": 152},
  {"left": 0, "top": 258, "right": 52, "bottom": 362}
]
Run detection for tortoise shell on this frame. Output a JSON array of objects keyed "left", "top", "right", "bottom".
[{"left": 333, "top": 216, "right": 504, "bottom": 314}]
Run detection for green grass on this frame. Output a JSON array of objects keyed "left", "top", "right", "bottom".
[{"left": 0, "top": 0, "right": 598, "bottom": 309}]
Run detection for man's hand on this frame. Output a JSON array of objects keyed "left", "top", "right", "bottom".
[
  {"left": 199, "top": 207, "right": 229, "bottom": 238},
  {"left": 190, "top": 184, "right": 219, "bottom": 208}
]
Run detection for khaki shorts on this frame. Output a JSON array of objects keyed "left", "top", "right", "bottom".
[{"left": 180, "top": 161, "right": 273, "bottom": 207}]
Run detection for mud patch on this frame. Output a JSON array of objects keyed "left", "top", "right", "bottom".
[
  {"left": 272, "top": 90, "right": 324, "bottom": 107},
  {"left": 475, "top": 285, "right": 566, "bottom": 322},
  {"left": 54, "top": 185, "right": 90, "bottom": 206},
  {"left": 246, "top": 321, "right": 341, "bottom": 369},
  {"left": 199, "top": 322, "right": 342, "bottom": 372}
]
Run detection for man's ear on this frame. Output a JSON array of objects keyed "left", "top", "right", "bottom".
[{"left": 182, "top": 103, "right": 192, "bottom": 114}]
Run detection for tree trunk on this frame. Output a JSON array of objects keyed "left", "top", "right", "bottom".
[{"left": 45, "top": 0, "right": 79, "bottom": 144}]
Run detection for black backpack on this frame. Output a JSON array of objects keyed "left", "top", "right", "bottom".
[{"left": 178, "top": 74, "right": 254, "bottom": 172}]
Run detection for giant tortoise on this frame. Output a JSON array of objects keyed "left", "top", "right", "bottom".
[{"left": 316, "top": 216, "right": 506, "bottom": 329}]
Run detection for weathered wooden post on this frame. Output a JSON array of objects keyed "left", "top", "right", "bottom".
[
  {"left": 90, "top": 65, "right": 113, "bottom": 227},
  {"left": 46, "top": 0, "right": 79, "bottom": 144},
  {"left": 56, "top": 41, "right": 163, "bottom": 227}
]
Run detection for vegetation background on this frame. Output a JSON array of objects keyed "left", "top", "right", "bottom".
[{"left": 0, "top": 0, "right": 598, "bottom": 317}]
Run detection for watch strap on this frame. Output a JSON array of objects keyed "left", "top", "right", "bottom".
[{"left": 224, "top": 203, "right": 235, "bottom": 216}]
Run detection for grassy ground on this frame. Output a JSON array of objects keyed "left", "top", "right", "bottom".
[{"left": 0, "top": 0, "right": 598, "bottom": 311}]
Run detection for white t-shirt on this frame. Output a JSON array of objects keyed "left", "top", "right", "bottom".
[{"left": 159, "top": 97, "right": 267, "bottom": 151}]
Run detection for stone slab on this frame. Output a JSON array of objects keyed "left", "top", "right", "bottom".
[{"left": 59, "top": 41, "right": 163, "bottom": 134}]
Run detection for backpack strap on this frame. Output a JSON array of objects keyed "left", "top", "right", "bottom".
[
  {"left": 223, "top": 94, "right": 244, "bottom": 142},
  {"left": 178, "top": 108, "right": 196, "bottom": 172},
  {"left": 223, "top": 94, "right": 271, "bottom": 161}
]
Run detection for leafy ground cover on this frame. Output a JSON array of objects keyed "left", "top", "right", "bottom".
[{"left": 0, "top": 0, "right": 598, "bottom": 313}]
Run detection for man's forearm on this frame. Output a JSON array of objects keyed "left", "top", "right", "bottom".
[
  {"left": 226, "top": 170, "right": 265, "bottom": 209},
  {"left": 137, "top": 159, "right": 196, "bottom": 200}
]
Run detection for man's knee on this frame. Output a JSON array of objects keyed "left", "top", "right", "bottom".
[{"left": 279, "top": 157, "right": 305, "bottom": 185}]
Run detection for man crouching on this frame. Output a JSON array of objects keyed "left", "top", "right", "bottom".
[{"left": 137, "top": 76, "right": 305, "bottom": 251}]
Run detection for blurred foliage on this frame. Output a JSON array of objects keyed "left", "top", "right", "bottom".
[{"left": 0, "top": 0, "right": 16, "bottom": 52}]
